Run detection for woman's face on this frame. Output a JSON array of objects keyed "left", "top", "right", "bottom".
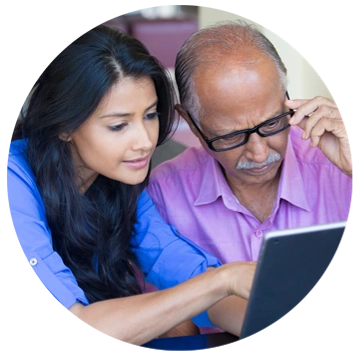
[{"left": 67, "top": 76, "right": 159, "bottom": 192}]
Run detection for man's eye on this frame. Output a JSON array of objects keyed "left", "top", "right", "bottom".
[
  {"left": 262, "top": 120, "right": 280, "bottom": 131},
  {"left": 267, "top": 120, "right": 279, "bottom": 128},
  {"left": 222, "top": 134, "right": 240, "bottom": 142},
  {"left": 109, "top": 123, "right": 127, "bottom": 132}
]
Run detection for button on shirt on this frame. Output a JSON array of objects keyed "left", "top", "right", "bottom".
[
  {"left": 148, "top": 126, "right": 352, "bottom": 264},
  {"left": 7, "top": 139, "right": 221, "bottom": 326}
]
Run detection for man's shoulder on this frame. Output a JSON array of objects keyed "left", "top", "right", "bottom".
[{"left": 151, "top": 145, "right": 211, "bottom": 181}]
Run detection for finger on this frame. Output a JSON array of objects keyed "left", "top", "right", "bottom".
[
  {"left": 285, "top": 99, "right": 309, "bottom": 110},
  {"left": 287, "top": 97, "right": 337, "bottom": 125},
  {"left": 286, "top": 97, "right": 337, "bottom": 110},
  {"left": 308, "top": 117, "right": 346, "bottom": 146},
  {"left": 309, "top": 123, "right": 326, "bottom": 147},
  {"left": 301, "top": 106, "right": 341, "bottom": 140}
]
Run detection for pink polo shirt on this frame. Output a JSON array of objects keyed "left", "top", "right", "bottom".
[{"left": 148, "top": 126, "right": 352, "bottom": 264}]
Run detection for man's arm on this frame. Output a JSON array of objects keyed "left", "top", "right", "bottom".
[
  {"left": 286, "top": 97, "right": 358, "bottom": 222},
  {"left": 286, "top": 97, "right": 358, "bottom": 183}
]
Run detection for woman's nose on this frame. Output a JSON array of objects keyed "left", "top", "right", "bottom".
[{"left": 132, "top": 122, "right": 154, "bottom": 152}]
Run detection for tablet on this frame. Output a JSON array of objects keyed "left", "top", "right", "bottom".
[{"left": 240, "top": 221, "right": 346, "bottom": 339}]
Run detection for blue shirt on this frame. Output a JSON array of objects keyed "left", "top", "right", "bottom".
[{"left": 7, "top": 139, "right": 221, "bottom": 326}]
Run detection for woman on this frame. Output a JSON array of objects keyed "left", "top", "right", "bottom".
[{"left": 8, "top": 24, "right": 255, "bottom": 345}]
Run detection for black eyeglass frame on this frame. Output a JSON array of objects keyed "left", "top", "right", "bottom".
[{"left": 185, "top": 93, "right": 294, "bottom": 152}]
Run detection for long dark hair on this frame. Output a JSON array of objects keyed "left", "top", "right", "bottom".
[{"left": 12, "top": 25, "right": 177, "bottom": 303}]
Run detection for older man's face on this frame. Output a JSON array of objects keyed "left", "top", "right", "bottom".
[{"left": 192, "top": 56, "right": 289, "bottom": 189}]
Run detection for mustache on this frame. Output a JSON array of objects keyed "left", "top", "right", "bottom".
[{"left": 236, "top": 152, "right": 281, "bottom": 170}]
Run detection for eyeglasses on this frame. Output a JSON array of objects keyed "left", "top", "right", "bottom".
[{"left": 186, "top": 109, "right": 294, "bottom": 152}]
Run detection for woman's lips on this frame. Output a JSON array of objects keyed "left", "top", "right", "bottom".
[{"left": 122, "top": 155, "right": 150, "bottom": 169}]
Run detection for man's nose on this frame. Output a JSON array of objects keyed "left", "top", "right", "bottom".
[{"left": 244, "top": 132, "right": 270, "bottom": 163}]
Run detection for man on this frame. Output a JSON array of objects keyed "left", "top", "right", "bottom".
[{"left": 148, "top": 21, "right": 352, "bottom": 266}]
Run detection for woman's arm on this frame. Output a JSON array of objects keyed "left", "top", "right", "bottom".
[
  {"left": 69, "top": 262, "right": 255, "bottom": 345},
  {"left": 8, "top": 151, "right": 254, "bottom": 345},
  {"left": 158, "top": 319, "right": 199, "bottom": 338}
]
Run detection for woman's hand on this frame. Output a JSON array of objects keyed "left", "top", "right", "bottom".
[
  {"left": 206, "top": 262, "right": 256, "bottom": 336},
  {"left": 68, "top": 262, "right": 256, "bottom": 344},
  {"left": 218, "top": 261, "right": 256, "bottom": 300}
]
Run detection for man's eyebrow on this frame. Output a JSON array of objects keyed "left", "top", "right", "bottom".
[
  {"left": 99, "top": 100, "right": 158, "bottom": 119},
  {"left": 205, "top": 106, "right": 287, "bottom": 136},
  {"left": 206, "top": 125, "right": 233, "bottom": 137}
]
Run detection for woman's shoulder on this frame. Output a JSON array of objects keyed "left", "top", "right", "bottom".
[
  {"left": 8, "top": 139, "right": 43, "bottom": 208},
  {"left": 8, "top": 139, "right": 31, "bottom": 172},
  {"left": 137, "top": 189, "right": 155, "bottom": 215},
  {"left": 8, "top": 139, "right": 39, "bottom": 185},
  {"left": 9, "top": 138, "right": 28, "bottom": 155}
]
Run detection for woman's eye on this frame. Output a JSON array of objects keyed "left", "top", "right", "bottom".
[
  {"left": 109, "top": 123, "right": 127, "bottom": 132},
  {"left": 145, "top": 111, "right": 160, "bottom": 120}
]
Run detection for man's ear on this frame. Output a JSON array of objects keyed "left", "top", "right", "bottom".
[{"left": 175, "top": 104, "right": 200, "bottom": 138}]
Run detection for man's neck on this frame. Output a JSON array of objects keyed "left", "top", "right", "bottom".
[{"left": 226, "top": 169, "right": 282, "bottom": 223}]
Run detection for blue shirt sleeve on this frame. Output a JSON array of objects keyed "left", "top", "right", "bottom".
[
  {"left": 7, "top": 140, "right": 89, "bottom": 308},
  {"left": 8, "top": 140, "right": 221, "bottom": 327},
  {"left": 131, "top": 190, "right": 222, "bottom": 327}
]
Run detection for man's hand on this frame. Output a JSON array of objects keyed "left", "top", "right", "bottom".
[{"left": 286, "top": 97, "right": 352, "bottom": 177}]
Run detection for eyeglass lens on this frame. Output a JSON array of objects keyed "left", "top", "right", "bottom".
[{"left": 211, "top": 113, "right": 291, "bottom": 151}]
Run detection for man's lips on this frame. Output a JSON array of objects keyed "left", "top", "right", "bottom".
[{"left": 240, "top": 161, "right": 276, "bottom": 175}]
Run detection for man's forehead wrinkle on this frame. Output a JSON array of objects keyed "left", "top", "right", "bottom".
[{"left": 201, "top": 112, "right": 251, "bottom": 135}]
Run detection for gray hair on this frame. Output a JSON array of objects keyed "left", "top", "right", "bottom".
[{"left": 175, "top": 20, "right": 287, "bottom": 118}]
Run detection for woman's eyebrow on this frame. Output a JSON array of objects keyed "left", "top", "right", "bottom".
[{"left": 99, "top": 100, "right": 158, "bottom": 119}]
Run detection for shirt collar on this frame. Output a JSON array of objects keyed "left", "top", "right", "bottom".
[
  {"left": 194, "top": 152, "right": 230, "bottom": 206},
  {"left": 194, "top": 132, "right": 311, "bottom": 212}
]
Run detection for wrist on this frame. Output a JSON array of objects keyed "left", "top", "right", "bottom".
[{"left": 214, "top": 265, "right": 235, "bottom": 298}]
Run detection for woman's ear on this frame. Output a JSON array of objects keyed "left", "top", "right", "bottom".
[{"left": 59, "top": 132, "right": 72, "bottom": 141}]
